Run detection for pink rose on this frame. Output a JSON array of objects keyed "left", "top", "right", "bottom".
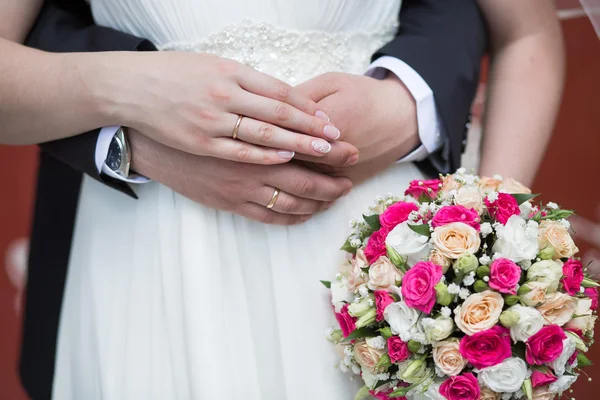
[
  {"left": 335, "top": 304, "right": 357, "bottom": 338},
  {"left": 401, "top": 261, "right": 443, "bottom": 314},
  {"left": 568, "top": 350, "right": 579, "bottom": 366},
  {"left": 526, "top": 325, "right": 567, "bottom": 365},
  {"left": 531, "top": 370, "right": 558, "bottom": 388},
  {"left": 387, "top": 336, "right": 411, "bottom": 363},
  {"left": 375, "top": 291, "right": 395, "bottom": 322},
  {"left": 432, "top": 205, "right": 481, "bottom": 231},
  {"left": 405, "top": 179, "right": 442, "bottom": 200},
  {"left": 584, "top": 287, "right": 598, "bottom": 310},
  {"left": 369, "top": 389, "right": 400, "bottom": 400},
  {"left": 380, "top": 201, "right": 419, "bottom": 231},
  {"left": 439, "top": 373, "right": 480, "bottom": 400},
  {"left": 459, "top": 326, "right": 512, "bottom": 369},
  {"left": 485, "top": 193, "right": 520, "bottom": 224},
  {"left": 488, "top": 258, "right": 522, "bottom": 295},
  {"left": 364, "top": 229, "right": 387, "bottom": 263},
  {"left": 562, "top": 259, "right": 584, "bottom": 296}
]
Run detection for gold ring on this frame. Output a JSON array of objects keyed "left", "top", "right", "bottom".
[
  {"left": 232, "top": 115, "right": 243, "bottom": 139},
  {"left": 266, "top": 189, "right": 280, "bottom": 209}
]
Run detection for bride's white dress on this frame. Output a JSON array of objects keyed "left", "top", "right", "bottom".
[{"left": 53, "top": 1, "right": 427, "bottom": 399}]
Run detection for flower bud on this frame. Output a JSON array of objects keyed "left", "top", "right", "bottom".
[
  {"left": 407, "top": 340, "right": 422, "bottom": 353},
  {"left": 504, "top": 295, "right": 521, "bottom": 306},
  {"left": 499, "top": 309, "right": 521, "bottom": 328},
  {"left": 355, "top": 309, "right": 377, "bottom": 329},
  {"left": 375, "top": 353, "right": 392, "bottom": 370},
  {"left": 401, "top": 358, "right": 428, "bottom": 383},
  {"left": 435, "top": 282, "right": 453, "bottom": 306},
  {"left": 538, "top": 247, "right": 555, "bottom": 260},
  {"left": 522, "top": 378, "right": 533, "bottom": 400},
  {"left": 473, "top": 280, "right": 489, "bottom": 293},
  {"left": 348, "top": 297, "right": 373, "bottom": 318},
  {"left": 582, "top": 278, "right": 600, "bottom": 288},
  {"left": 386, "top": 244, "right": 406, "bottom": 272},
  {"left": 379, "top": 326, "right": 393, "bottom": 339},
  {"left": 517, "top": 283, "right": 533, "bottom": 296},
  {"left": 566, "top": 331, "right": 589, "bottom": 352},
  {"left": 327, "top": 329, "right": 344, "bottom": 343},
  {"left": 476, "top": 265, "right": 490, "bottom": 279},
  {"left": 453, "top": 254, "right": 479, "bottom": 276}
]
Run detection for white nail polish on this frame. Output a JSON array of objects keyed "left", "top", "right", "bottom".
[
  {"left": 315, "top": 110, "right": 330, "bottom": 122},
  {"left": 312, "top": 140, "right": 331, "bottom": 154},
  {"left": 277, "top": 150, "right": 295, "bottom": 159}
]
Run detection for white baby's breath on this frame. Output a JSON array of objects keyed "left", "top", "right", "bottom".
[
  {"left": 547, "top": 202, "right": 559, "bottom": 210},
  {"left": 441, "top": 307, "right": 452, "bottom": 318},
  {"left": 447, "top": 283, "right": 461, "bottom": 295},
  {"left": 479, "top": 254, "right": 492, "bottom": 266},
  {"left": 487, "top": 192, "right": 499, "bottom": 203},
  {"left": 480, "top": 222, "right": 493, "bottom": 237},
  {"left": 458, "top": 288, "right": 471, "bottom": 300}
]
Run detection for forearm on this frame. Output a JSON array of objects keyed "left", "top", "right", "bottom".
[{"left": 479, "top": 30, "right": 564, "bottom": 186}]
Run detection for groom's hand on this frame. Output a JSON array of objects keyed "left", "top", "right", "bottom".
[
  {"left": 128, "top": 130, "right": 352, "bottom": 225},
  {"left": 296, "top": 72, "right": 420, "bottom": 184}
]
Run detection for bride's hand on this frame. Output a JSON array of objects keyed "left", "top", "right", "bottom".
[{"left": 102, "top": 52, "right": 357, "bottom": 165}]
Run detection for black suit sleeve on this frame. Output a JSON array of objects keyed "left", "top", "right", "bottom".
[
  {"left": 374, "top": 0, "right": 488, "bottom": 173},
  {"left": 25, "top": 0, "right": 157, "bottom": 197}
]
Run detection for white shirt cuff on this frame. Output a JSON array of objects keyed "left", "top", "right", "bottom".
[
  {"left": 366, "top": 56, "right": 444, "bottom": 163},
  {"left": 96, "top": 126, "right": 150, "bottom": 183}
]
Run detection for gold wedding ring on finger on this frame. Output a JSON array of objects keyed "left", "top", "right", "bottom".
[
  {"left": 266, "top": 189, "right": 280, "bottom": 209},
  {"left": 232, "top": 115, "right": 243, "bottom": 139}
]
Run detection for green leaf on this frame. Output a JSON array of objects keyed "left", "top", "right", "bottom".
[
  {"left": 582, "top": 278, "right": 600, "bottom": 288},
  {"left": 343, "top": 327, "right": 378, "bottom": 342},
  {"left": 577, "top": 352, "right": 593, "bottom": 367},
  {"left": 320, "top": 280, "right": 331, "bottom": 289},
  {"left": 341, "top": 238, "right": 357, "bottom": 255},
  {"left": 363, "top": 214, "right": 381, "bottom": 231},
  {"left": 511, "top": 193, "right": 540, "bottom": 205},
  {"left": 408, "top": 224, "right": 431, "bottom": 237},
  {"left": 353, "top": 386, "right": 372, "bottom": 400}
]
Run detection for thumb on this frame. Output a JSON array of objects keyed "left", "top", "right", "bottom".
[{"left": 295, "top": 73, "right": 340, "bottom": 102}]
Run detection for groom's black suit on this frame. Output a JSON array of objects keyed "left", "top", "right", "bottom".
[{"left": 20, "top": 0, "right": 487, "bottom": 398}]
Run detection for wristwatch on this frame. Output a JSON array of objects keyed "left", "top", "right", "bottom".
[{"left": 105, "top": 127, "right": 132, "bottom": 178}]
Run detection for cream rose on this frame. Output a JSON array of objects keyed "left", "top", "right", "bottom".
[
  {"left": 526, "top": 260, "right": 563, "bottom": 292},
  {"left": 499, "top": 177, "right": 532, "bottom": 194},
  {"left": 478, "top": 176, "right": 502, "bottom": 192},
  {"left": 536, "top": 292, "right": 577, "bottom": 326},
  {"left": 431, "top": 222, "right": 481, "bottom": 259},
  {"left": 432, "top": 338, "right": 467, "bottom": 376},
  {"left": 492, "top": 215, "right": 538, "bottom": 263},
  {"left": 454, "top": 186, "right": 484, "bottom": 214},
  {"left": 533, "top": 387, "right": 556, "bottom": 400},
  {"left": 367, "top": 256, "right": 403, "bottom": 291},
  {"left": 520, "top": 281, "right": 550, "bottom": 307},
  {"left": 429, "top": 250, "right": 452, "bottom": 273},
  {"left": 455, "top": 291, "right": 504, "bottom": 335},
  {"left": 480, "top": 386, "right": 501, "bottom": 400},
  {"left": 538, "top": 220, "right": 579, "bottom": 259},
  {"left": 565, "top": 298, "right": 597, "bottom": 334},
  {"left": 353, "top": 340, "right": 386, "bottom": 373},
  {"left": 440, "top": 174, "right": 463, "bottom": 195},
  {"left": 347, "top": 250, "right": 369, "bottom": 291},
  {"left": 386, "top": 222, "right": 432, "bottom": 266}
]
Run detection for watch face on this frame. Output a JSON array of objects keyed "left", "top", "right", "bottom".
[{"left": 107, "top": 136, "right": 124, "bottom": 172}]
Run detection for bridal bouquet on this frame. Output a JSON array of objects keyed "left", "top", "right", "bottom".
[{"left": 322, "top": 170, "right": 598, "bottom": 400}]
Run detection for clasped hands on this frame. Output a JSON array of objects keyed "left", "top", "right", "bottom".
[{"left": 127, "top": 54, "right": 419, "bottom": 225}]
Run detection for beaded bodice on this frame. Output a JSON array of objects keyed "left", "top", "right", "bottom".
[{"left": 90, "top": 0, "right": 401, "bottom": 85}]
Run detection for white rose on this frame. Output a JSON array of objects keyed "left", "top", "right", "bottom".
[
  {"left": 526, "top": 260, "right": 564, "bottom": 292},
  {"left": 519, "top": 201, "right": 534, "bottom": 219},
  {"left": 549, "top": 336, "right": 577, "bottom": 376},
  {"left": 565, "top": 298, "right": 597, "bottom": 334},
  {"left": 508, "top": 304, "right": 544, "bottom": 342},
  {"left": 384, "top": 301, "right": 426, "bottom": 343},
  {"left": 492, "top": 215, "right": 538, "bottom": 262},
  {"left": 477, "top": 357, "right": 529, "bottom": 393},
  {"left": 454, "top": 186, "right": 484, "bottom": 214},
  {"left": 423, "top": 316, "right": 455, "bottom": 342},
  {"left": 331, "top": 279, "right": 353, "bottom": 313},
  {"left": 361, "top": 368, "right": 378, "bottom": 389},
  {"left": 423, "top": 380, "right": 446, "bottom": 400},
  {"left": 386, "top": 221, "right": 432, "bottom": 267},
  {"left": 549, "top": 375, "right": 577, "bottom": 394}
]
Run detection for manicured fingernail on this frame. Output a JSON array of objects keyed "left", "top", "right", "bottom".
[
  {"left": 323, "top": 124, "right": 340, "bottom": 140},
  {"left": 345, "top": 154, "right": 359, "bottom": 166},
  {"left": 300, "top": 215, "right": 312, "bottom": 222},
  {"left": 312, "top": 139, "right": 331, "bottom": 154},
  {"left": 342, "top": 187, "right": 352, "bottom": 196},
  {"left": 315, "top": 110, "right": 330, "bottom": 122},
  {"left": 277, "top": 150, "right": 295, "bottom": 159}
]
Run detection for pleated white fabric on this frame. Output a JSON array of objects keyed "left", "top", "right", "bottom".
[{"left": 53, "top": 1, "right": 427, "bottom": 399}]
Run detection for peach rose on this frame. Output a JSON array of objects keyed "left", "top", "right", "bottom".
[
  {"left": 354, "top": 340, "right": 385, "bottom": 373},
  {"left": 536, "top": 292, "right": 577, "bottom": 326},
  {"left": 347, "top": 250, "right": 369, "bottom": 291},
  {"left": 455, "top": 291, "right": 504, "bottom": 335},
  {"left": 499, "top": 177, "right": 531, "bottom": 194},
  {"left": 565, "top": 298, "right": 597, "bottom": 334},
  {"left": 520, "top": 281, "right": 550, "bottom": 307},
  {"left": 478, "top": 176, "right": 502, "bottom": 192},
  {"left": 367, "top": 256, "right": 403, "bottom": 291},
  {"left": 440, "top": 174, "right": 463, "bottom": 195},
  {"left": 432, "top": 222, "right": 481, "bottom": 259},
  {"left": 429, "top": 249, "right": 452, "bottom": 273},
  {"left": 454, "top": 186, "right": 484, "bottom": 214},
  {"left": 538, "top": 220, "right": 579, "bottom": 259},
  {"left": 432, "top": 338, "right": 468, "bottom": 376},
  {"left": 532, "top": 387, "right": 555, "bottom": 400},
  {"left": 479, "top": 386, "right": 500, "bottom": 400}
]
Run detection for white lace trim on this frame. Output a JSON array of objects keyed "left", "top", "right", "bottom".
[{"left": 158, "top": 19, "right": 398, "bottom": 84}]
